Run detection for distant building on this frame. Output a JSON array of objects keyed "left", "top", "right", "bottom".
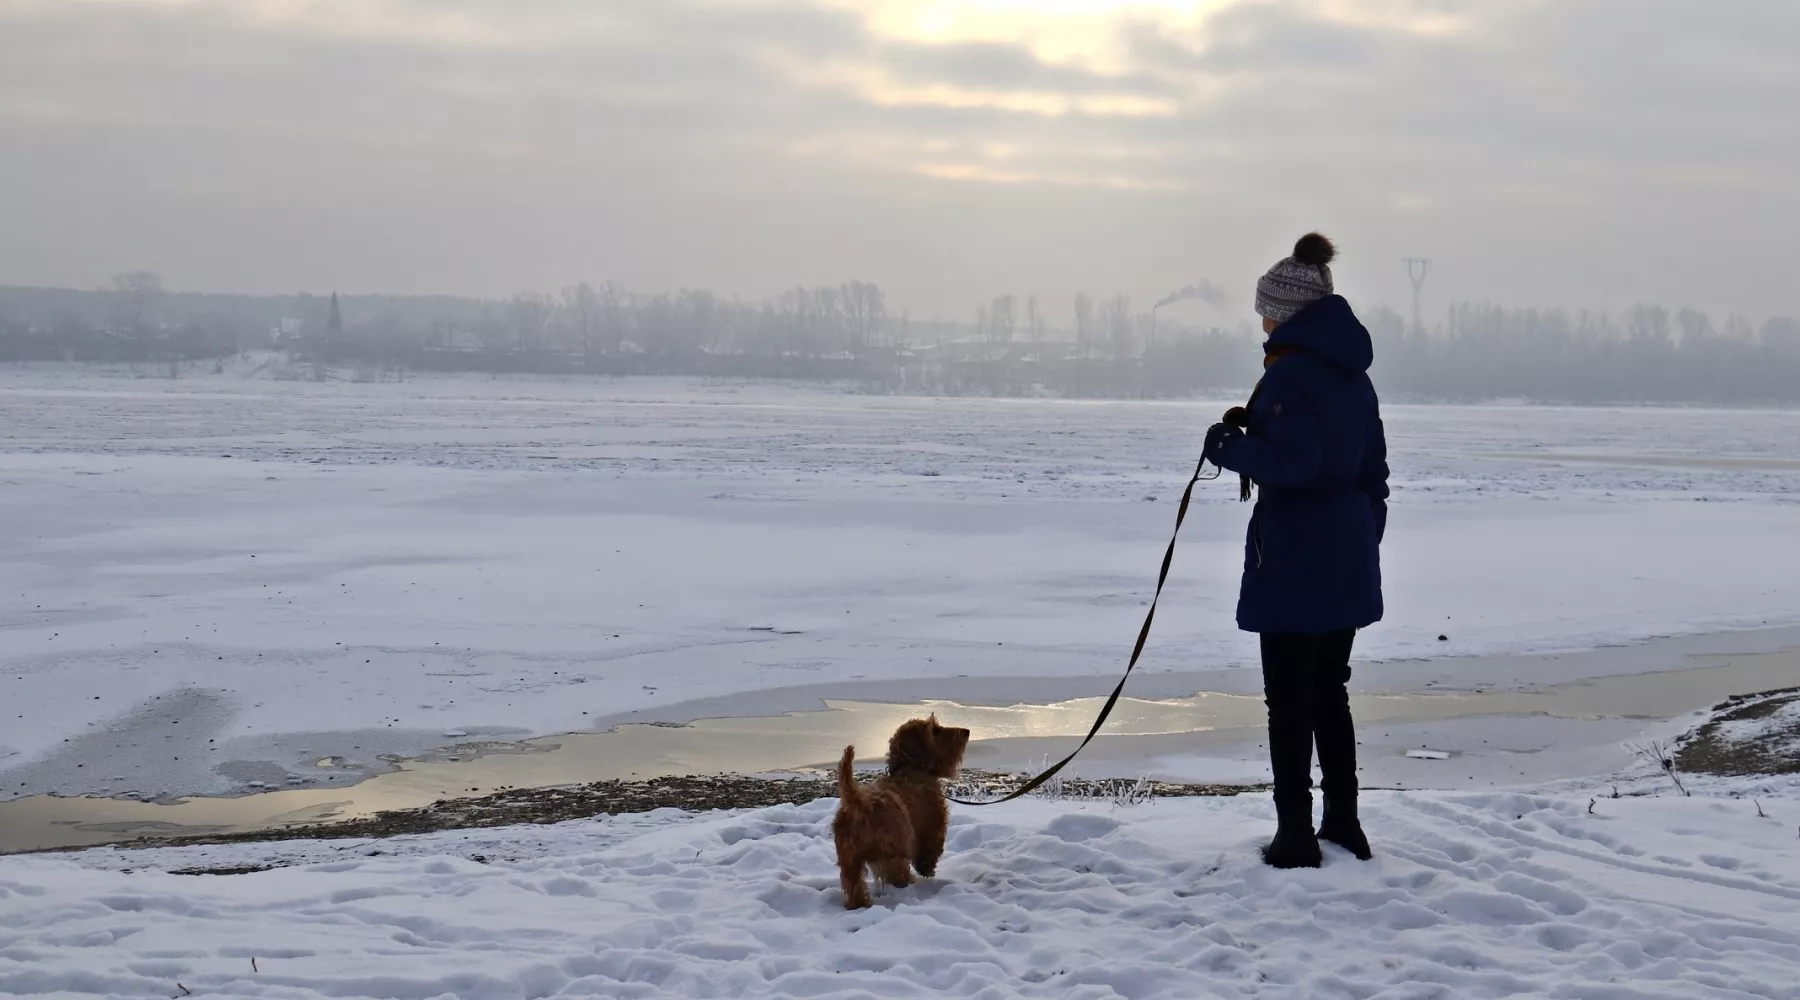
[{"left": 273, "top": 317, "right": 303, "bottom": 346}]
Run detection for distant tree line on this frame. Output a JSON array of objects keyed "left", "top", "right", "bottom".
[
  {"left": 1364, "top": 302, "right": 1800, "bottom": 404},
  {"left": 3, "top": 275, "right": 1798, "bottom": 404},
  {"left": 0, "top": 273, "right": 238, "bottom": 370}
]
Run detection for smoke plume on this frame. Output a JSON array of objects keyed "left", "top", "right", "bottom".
[{"left": 1154, "top": 279, "right": 1229, "bottom": 311}]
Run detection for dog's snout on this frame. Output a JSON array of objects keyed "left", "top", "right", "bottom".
[{"left": 947, "top": 727, "right": 972, "bottom": 759}]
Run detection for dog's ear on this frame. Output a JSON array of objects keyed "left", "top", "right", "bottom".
[
  {"left": 913, "top": 719, "right": 937, "bottom": 757},
  {"left": 888, "top": 718, "right": 937, "bottom": 774}
]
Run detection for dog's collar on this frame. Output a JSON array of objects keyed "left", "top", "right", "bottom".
[{"left": 885, "top": 757, "right": 932, "bottom": 779}]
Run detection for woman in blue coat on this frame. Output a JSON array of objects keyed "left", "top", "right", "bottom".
[{"left": 1204, "top": 233, "right": 1388, "bottom": 868}]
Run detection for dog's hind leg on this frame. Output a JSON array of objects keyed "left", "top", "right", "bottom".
[{"left": 877, "top": 855, "right": 915, "bottom": 891}]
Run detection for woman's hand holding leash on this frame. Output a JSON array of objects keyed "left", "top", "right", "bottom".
[
  {"left": 1203, "top": 406, "right": 1251, "bottom": 465},
  {"left": 1211, "top": 405, "right": 1255, "bottom": 500}
]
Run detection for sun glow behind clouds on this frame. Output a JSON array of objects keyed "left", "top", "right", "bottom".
[
  {"left": 829, "top": 0, "right": 1468, "bottom": 71},
  {"left": 794, "top": 1, "right": 1219, "bottom": 186},
  {"left": 774, "top": 54, "right": 1180, "bottom": 118},
  {"left": 831, "top": 0, "right": 1222, "bottom": 74},
  {"left": 916, "top": 161, "right": 1181, "bottom": 191}
]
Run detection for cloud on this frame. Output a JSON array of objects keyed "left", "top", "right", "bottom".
[{"left": 0, "top": 0, "right": 1796, "bottom": 319}]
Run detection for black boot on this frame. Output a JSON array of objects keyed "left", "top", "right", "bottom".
[
  {"left": 1312, "top": 630, "right": 1371, "bottom": 860},
  {"left": 1261, "top": 633, "right": 1323, "bottom": 870},
  {"left": 1317, "top": 800, "right": 1372, "bottom": 861},
  {"left": 1262, "top": 815, "right": 1323, "bottom": 869}
]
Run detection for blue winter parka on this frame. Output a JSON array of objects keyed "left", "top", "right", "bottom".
[{"left": 1209, "top": 295, "right": 1388, "bottom": 634}]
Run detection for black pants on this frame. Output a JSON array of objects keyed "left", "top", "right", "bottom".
[{"left": 1260, "top": 629, "right": 1358, "bottom": 824}]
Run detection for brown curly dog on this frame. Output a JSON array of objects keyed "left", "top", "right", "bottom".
[{"left": 832, "top": 715, "right": 971, "bottom": 910}]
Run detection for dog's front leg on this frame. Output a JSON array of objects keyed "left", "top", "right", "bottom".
[
  {"left": 914, "top": 826, "right": 946, "bottom": 878},
  {"left": 878, "top": 856, "right": 915, "bottom": 890},
  {"left": 840, "top": 855, "right": 873, "bottom": 909}
]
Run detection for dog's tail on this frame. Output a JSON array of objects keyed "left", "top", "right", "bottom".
[{"left": 837, "top": 745, "right": 865, "bottom": 809}]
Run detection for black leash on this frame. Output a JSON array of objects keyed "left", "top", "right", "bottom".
[{"left": 949, "top": 454, "right": 1220, "bottom": 806}]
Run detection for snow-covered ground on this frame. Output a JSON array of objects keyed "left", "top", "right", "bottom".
[
  {"left": 5, "top": 366, "right": 1800, "bottom": 997},
  {"left": 4, "top": 364, "right": 1800, "bottom": 802},
  {"left": 3, "top": 778, "right": 1798, "bottom": 999}
]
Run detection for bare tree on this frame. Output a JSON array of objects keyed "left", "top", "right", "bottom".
[
  {"left": 638, "top": 292, "right": 675, "bottom": 355},
  {"left": 506, "top": 292, "right": 553, "bottom": 351},
  {"left": 597, "top": 281, "right": 627, "bottom": 354},
  {"left": 1627, "top": 304, "right": 1673, "bottom": 348},
  {"left": 1026, "top": 294, "right": 1044, "bottom": 356},
  {"left": 777, "top": 287, "right": 815, "bottom": 355},
  {"left": 109, "top": 271, "right": 164, "bottom": 332},
  {"left": 1104, "top": 294, "right": 1135, "bottom": 361},
  {"left": 562, "top": 282, "right": 600, "bottom": 363},
  {"left": 841, "top": 280, "right": 887, "bottom": 353},
  {"left": 1073, "top": 293, "right": 1095, "bottom": 361},
  {"left": 473, "top": 306, "right": 507, "bottom": 350},
  {"left": 816, "top": 286, "right": 844, "bottom": 354},
  {"left": 675, "top": 288, "right": 716, "bottom": 355},
  {"left": 1677, "top": 307, "right": 1714, "bottom": 343},
  {"left": 987, "top": 294, "right": 1017, "bottom": 358}
]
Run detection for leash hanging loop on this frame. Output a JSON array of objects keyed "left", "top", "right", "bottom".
[{"left": 949, "top": 454, "right": 1215, "bottom": 806}]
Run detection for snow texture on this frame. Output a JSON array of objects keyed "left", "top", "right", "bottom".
[{"left": 3, "top": 784, "right": 1799, "bottom": 999}]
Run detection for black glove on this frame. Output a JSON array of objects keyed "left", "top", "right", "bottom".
[{"left": 1203, "top": 422, "right": 1242, "bottom": 463}]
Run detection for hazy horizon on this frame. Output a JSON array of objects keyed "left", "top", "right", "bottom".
[{"left": 3, "top": 1, "right": 1796, "bottom": 322}]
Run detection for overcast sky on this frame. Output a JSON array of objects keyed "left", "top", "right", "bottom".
[{"left": 2, "top": 0, "right": 1795, "bottom": 322}]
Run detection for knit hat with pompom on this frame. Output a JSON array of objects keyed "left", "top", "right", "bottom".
[{"left": 1254, "top": 233, "right": 1336, "bottom": 323}]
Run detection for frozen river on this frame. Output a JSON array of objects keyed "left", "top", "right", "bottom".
[{"left": 3, "top": 363, "right": 1799, "bottom": 809}]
